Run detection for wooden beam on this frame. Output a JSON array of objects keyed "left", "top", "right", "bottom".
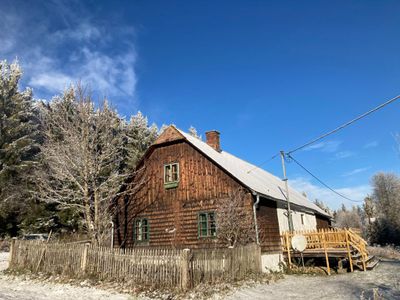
[
  {"left": 345, "top": 230, "right": 353, "bottom": 272},
  {"left": 322, "top": 230, "right": 330, "bottom": 275}
]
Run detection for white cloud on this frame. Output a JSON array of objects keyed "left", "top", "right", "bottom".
[
  {"left": 80, "top": 48, "right": 137, "bottom": 97},
  {"left": 364, "top": 141, "right": 379, "bottom": 149},
  {"left": 342, "top": 167, "right": 370, "bottom": 177},
  {"left": 0, "top": 2, "right": 137, "bottom": 102},
  {"left": 29, "top": 72, "right": 74, "bottom": 93},
  {"left": 52, "top": 23, "right": 101, "bottom": 42},
  {"left": 290, "top": 177, "right": 370, "bottom": 209},
  {"left": 303, "top": 140, "right": 342, "bottom": 153}
]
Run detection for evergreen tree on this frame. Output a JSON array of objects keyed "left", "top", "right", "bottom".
[
  {"left": 122, "top": 111, "right": 158, "bottom": 170},
  {"left": 188, "top": 126, "right": 201, "bottom": 139},
  {"left": 0, "top": 60, "right": 39, "bottom": 236}
]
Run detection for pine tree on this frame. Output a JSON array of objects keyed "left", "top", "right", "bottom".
[
  {"left": 188, "top": 126, "right": 201, "bottom": 139},
  {"left": 122, "top": 111, "right": 158, "bottom": 170},
  {"left": 0, "top": 60, "right": 39, "bottom": 236}
]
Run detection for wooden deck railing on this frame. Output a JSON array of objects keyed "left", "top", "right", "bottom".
[{"left": 281, "top": 228, "right": 368, "bottom": 274}]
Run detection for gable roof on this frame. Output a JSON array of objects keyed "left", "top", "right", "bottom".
[{"left": 161, "top": 126, "right": 330, "bottom": 217}]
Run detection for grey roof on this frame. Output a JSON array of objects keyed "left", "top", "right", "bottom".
[{"left": 175, "top": 127, "right": 330, "bottom": 217}]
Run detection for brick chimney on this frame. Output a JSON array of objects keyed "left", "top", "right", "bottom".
[{"left": 205, "top": 130, "right": 221, "bottom": 152}]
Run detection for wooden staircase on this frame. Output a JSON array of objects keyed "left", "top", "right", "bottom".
[{"left": 281, "top": 228, "right": 380, "bottom": 275}]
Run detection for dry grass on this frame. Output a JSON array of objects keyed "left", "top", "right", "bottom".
[
  {"left": 368, "top": 245, "right": 400, "bottom": 260},
  {"left": 0, "top": 240, "right": 10, "bottom": 252}
]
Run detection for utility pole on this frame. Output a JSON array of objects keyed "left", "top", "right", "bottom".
[{"left": 280, "top": 151, "right": 294, "bottom": 232}]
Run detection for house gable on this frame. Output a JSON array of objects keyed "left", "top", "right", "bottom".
[
  {"left": 153, "top": 126, "right": 185, "bottom": 145},
  {"left": 115, "top": 137, "right": 255, "bottom": 249}
]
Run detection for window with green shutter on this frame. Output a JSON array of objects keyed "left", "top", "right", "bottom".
[
  {"left": 134, "top": 218, "right": 149, "bottom": 242},
  {"left": 198, "top": 212, "right": 217, "bottom": 238}
]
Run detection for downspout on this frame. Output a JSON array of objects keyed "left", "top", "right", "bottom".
[
  {"left": 253, "top": 193, "right": 260, "bottom": 245},
  {"left": 110, "top": 221, "right": 114, "bottom": 249}
]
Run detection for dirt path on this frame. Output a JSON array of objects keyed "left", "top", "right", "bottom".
[
  {"left": 0, "top": 252, "right": 135, "bottom": 300},
  {"left": 225, "top": 260, "right": 400, "bottom": 300}
]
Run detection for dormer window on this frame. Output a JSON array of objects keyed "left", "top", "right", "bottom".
[{"left": 164, "top": 163, "right": 179, "bottom": 189}]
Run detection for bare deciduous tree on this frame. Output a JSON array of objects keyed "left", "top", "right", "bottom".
[
  {"left": 34, "top": 85, "right": 144, "bottom": 244},
  {"left": 368, "top": 172, "right": 400, "bottom": 245},
  {"left": 334, "top": 206, "right": 362, "bottom": 229},
  {"left": 217, "top": 188, "right": 255, "bottom": 247}
]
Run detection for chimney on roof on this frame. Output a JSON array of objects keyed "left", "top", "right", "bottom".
[{"left": 205, "top": 130, "right": 221, "bottom": 152}]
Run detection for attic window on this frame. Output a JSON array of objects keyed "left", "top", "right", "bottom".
[
  {"left": 301, "top": 214, "right": 305, "bottom": 225},
  {"left": 164, "top": 163, "right": 179, "bottom": 189}
]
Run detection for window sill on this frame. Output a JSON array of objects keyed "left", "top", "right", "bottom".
[
  {"left": 164, "top": 181, "right": 179, "bottom": 189},
  {"left": 134, "top": 241, "right": 150, "bottom": 246},
  {"left": 198, "top": 235, "right": 217, "bottom": 239}
]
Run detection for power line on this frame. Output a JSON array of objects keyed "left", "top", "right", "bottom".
[
  {"left": 287, "top": 153, "right": 363, "bottom": 203},
  {"left": 288, "top": 94, "right": 400, "bottom": 154},
  {"left": 246, "top": 152, "right": 280, "bottom": 174}
]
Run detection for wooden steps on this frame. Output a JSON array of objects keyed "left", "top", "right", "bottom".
[{"left": 353, "top": 255, "right": 380, "bottom": 270}]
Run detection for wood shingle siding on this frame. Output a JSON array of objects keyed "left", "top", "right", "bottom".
[
  {"left": 316, "top": 214, "right": 331, "bottom": 229},
  {"left": 115, "top": 135, "right": 254, "bottom": 249},
  {"left": 257, "top": 199, "right": 281, "bottom": 253}
]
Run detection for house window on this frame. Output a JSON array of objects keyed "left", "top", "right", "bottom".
[
  {"left": 198, "top": 212, "right": 217, "bottom": 238},
  {"left": 134, "top": 218, "right": 149, "bottom": 242},
  {"left": 301, "top": 214, "right": 305, "bottom": 225},
  {"left": 164, "top": 163, "right": 179, "bottom": 188}
]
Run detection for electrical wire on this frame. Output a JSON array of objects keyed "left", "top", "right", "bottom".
[
  {"left": 246, "top": 152, "right": 280, "bottom": 173},
  {"left": 287, "top": 94, "right": 400, "bottom": 154},
  {"left": 287, "top": 153, "right": 363, "bottom": 203}
]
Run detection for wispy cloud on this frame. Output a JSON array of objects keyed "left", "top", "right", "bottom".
[
  {"left": 290, "top": 177, "right": 370, "bottom": 209},
  {"left": 342, "top": 167, "right": 371, "bottom": 177},
  {"left": 303, "top": 140, "right": 342, "bottom": 153},
  {"left": 335, "top": 151, "right": 355, "bottom": 159},
  {"left": 364, "top": 141, "right": 379, "bottom": 149},
  {"left": 0, "top": 1, "right": 137, "bottom": 103}
]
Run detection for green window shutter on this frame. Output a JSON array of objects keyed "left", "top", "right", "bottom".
[
  {"left": 198, "top": 213, "right": 208, "bottom": 237},
  {"left": 133, "top": 218, "right": 150, "bottom": 243},
  {"left": 209, "top": 212, "right": 217, "bottom": 237},
  {"left": 143, "top": 218, "right": 149, "bottom": 241}
]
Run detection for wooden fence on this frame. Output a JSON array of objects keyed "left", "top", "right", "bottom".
[
  {"left": 8, "top": 240, "right": 261, "bottom": 290},
  {"left": 191, "top": 243, "right": 261, "bottom": 285}
]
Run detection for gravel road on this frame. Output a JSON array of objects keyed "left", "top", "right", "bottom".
[{"left": 225, "top": 260, "right": 400, "bottom": 300}]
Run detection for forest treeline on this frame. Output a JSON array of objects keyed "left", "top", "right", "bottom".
[
  {"left": 0, "top": 60, "right": 158, "bottom": 241},
  {"left": 314, "top": 173, "right": 400, "bottom": 246}
]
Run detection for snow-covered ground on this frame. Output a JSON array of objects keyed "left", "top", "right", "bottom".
[
  {"left": 0, "top": 252, "right": 134, "bottom": 300},
  {"left": 224, "top": 260, "right": 400, "bottom": 300},
  {"left": 1, "top": 251, "right": 400, "bottom": 299},
  {"left": 0, "top": 252, "right": 8, "bottom": 272}
]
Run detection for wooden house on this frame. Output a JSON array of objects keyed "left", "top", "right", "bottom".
[{"left": 114, "top": 125, "right": 331, "bottom": 270}]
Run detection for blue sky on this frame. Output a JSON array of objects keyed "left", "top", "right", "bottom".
[{"left": 1, "top": 0, "right": 400, "bottom": 209}]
